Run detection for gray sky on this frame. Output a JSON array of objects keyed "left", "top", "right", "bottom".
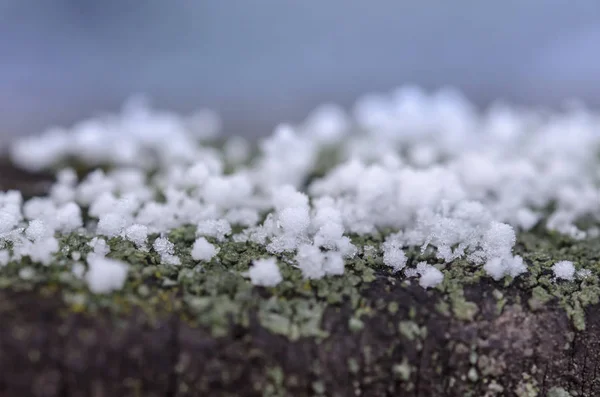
[{"left": 2, "top": 1, "right": 600, "bottom": 139}]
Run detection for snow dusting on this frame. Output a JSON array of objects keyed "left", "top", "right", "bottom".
[{"left": 3, "top": 87, "right": 600, "bottom": 292}]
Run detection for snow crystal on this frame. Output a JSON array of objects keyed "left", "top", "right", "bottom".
[
  {"left": 124, "top": 224, "right": 148, "bottom": 248},
  {"left": 553, "top": 260, "right": 576, "bottom": 281},
  {"left": 577, "top": 268, "right": 592, "bottom": 279},
  {"left": 295, "top": 244, "right": 326, "bottom": 279},
  {"left": 382, "top": 237, "right": 407, "bottom": 272},
  {"left": 85, "top": 256, "right": 129, "bottom": 293},
  {"left": 72, "top": 262, "right": 85, "bottom": 279},
  {"left": 153, "top": 237, "right": 181, "bottom": 265},
  {"left": 97, "top": 212, "right": 127, "bottom": 237},
  {"left": 19, "top": 267, "right": 35, "bottom": 280},
  {"left": 88, "top": 237, "right": 110, "bottom": 259},
  {"left": 28, "top": 237, "right": 59, "bottom": 265},
  {"left": 248, "top": 257, "right": 283, "bottom": 287},
  {"left": 0, "top": 250, "right": 9, "bottom": 266},
  {"left": 25, "top": 219, "right": 49, "bottom": 241},
  {"left": 322, "top": 251, "right": 345, "bottom": 276},
  {"left": 191, "top": 237, "right": 218, "bottom": 261},
  {"left": 196, "top": 219, "right": 232, "bottom": 242},
  {"left": 54, "top": 202, "right": 83, "bottom": 232},
  {"left": 416, "top": 263, "right": 444, "bottom": 289}
]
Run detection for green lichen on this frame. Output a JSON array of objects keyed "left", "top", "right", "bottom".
[
  {"left": 3, "top": 208, "right": 600, "bottom": 353},
  {"left": 398, "top": 320, "right": 422, "bottom": 341},
  {"left": 392, "top": 358, "right": 412, "bottom": 381},
  {"left": 547, "top": 386, "right": 571, "bottom": 397}
]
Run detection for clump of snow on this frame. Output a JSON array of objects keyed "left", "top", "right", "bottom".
[
  {"left": 97, "top": 212, "right": 128, "bottom": 237},
  {"left": 72, "top": 262, "right": 86, "bottom": 279},
  {"left": 248, "top": 257, "right": 283, "bottom": 287},
  {"left": 0, "top": 250, "right": 10, "bottom": 266},
  {"left": 553, "top": 260, "right": 576, "bottom": 281},
  {"left": 89, "top": 237, "right": 110, "bottom": 258},
  {"left": 577, "top": 268, "right": 592, "bottom": 279},
  {"left": 196, "top": 219, "right": 232, "bottom": 242},
  {"left": 124, "top": 224, "right": 148, "bottom": 248},
  {"left": 25, "top": 219, "right": 49, "bottom": 242},
  {"left": 415, "top": 262, "right": 444, "bottom": 289},
  {"left": 295, "top": 244, "right": 326, "bottom": 279},
  {"left": 19, "top": 267, "right": 35, "bottom": 280},
  {"left": 153, "top": 237, "right": 181, "bottom": 265},
  {"left": 191, "top": 237, "right": 218, "bottom": 261},
  {"left": 382, "top": 236, "right": 407, "bottom": 272},
  {"left": 85, "top": 256, "right": 129, "bottom": 293}
]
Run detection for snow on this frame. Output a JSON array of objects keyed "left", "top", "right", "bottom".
[
  {"left": 382, "top": 236, "right": 407, "bottom": 272},
  {"left": 196, "top": 219, "right": 232, "bottom": 242},
  {"left": 553, "top": 260, "right": 576, "bottom": 281},
  {"left": 25, "top": 219, "right": 49, "bottom": 242},
  {"left": 295, "top": 244, "right": 327, "bottom": 279},
  {"left": 248, "top": 257, "right": 283, "bottom": 287},
  {"left": 416, "top": 262, "right": 444, "bottom": 289},
  {"left": 124, "top": 224, "right": 149, "bottom": 248},
  {"left": 0, "top": 250, "right": 10, "bottom": 266},
  {"left": 4, "top": 85, "right": 600, "bottom": 291},
  {"left": 191, "top": 237, "right": 218, "bottom": 261},
  {"left": 97, "top": 212, "right": 127, "bottom": 237},
  {"left": 153, "top": 237, "right": 181, "bottom": 265},
  {"left": 85, "top": 256, "right": 129, "bottom": 293}
]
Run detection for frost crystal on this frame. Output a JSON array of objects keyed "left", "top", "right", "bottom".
[
  {"left": 191, "top": 237, "right": 218, "bottom": 261},
  {"left": 552, "top": 261, "right": 576, "bottom": 281},
  {"left": 415, "top": 262, "right": 444, "bottom": 289},
  {"left": 85, "top": 256, "right": 129, "bottom": 293},
  {"left": 248, "top": 257, "right": 283, "bottom": 287}
]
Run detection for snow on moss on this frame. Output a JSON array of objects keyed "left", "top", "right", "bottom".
[
  {"left": 3, "top": 86, "right": 599, "bottom": 292},
  {"left": 248, "top": 257, "right": 283, "bottom": 287},
  {"left": 552, "top": 260, "right": 576, "bottom": 281},
  {"left": 191, "top": 237, "right": 218, "bottom": 262},
  {"left": 85, "top": 256, "right": 129, "bottom": 293}
]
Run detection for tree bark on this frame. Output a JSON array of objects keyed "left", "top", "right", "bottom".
[{"left": 0, "top": 279, "right": 596, "bottom": 397}]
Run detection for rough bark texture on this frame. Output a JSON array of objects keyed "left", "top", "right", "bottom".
[{"left": 0, "top": 280, "right": 597, "bottom": 397}]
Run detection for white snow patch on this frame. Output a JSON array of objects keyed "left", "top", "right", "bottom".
[
  {"left": 248, "top": 257, "right": 283, "bottom": 287},
  {"left": 191, "top": 237, "right": 218, "bottom": 261},
  {"left": 85, "top": 256, "right": 129, "bottom": 293},
  {"left": 553, "top": 260, "right": 576, "bottom": 281}
]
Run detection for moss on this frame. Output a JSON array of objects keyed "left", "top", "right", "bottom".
[
  {"left": 528, "top": 286, "right": 553, "bottom": 311},
  {"left": 348, "top": 316, "right": 365, "bottom": 333},
  {"left": 264, "top": 367, "right": 286, "bottom": 397},
  {"left": 4, "top": 212, "right": 600, "bottom": 351},
  {"left": 392, "top": 358, "right": 412, "bottom": 381},
  {"left": 467, "top": 368, "right": 478, "bottom": 382},
  {"left": 398, "top": 321, "right": 422, "bottom": 341},
  {"left": 450, "top": 293, "right": 479, "bottom": 322},
  {"left": 547, "top": 386, "right": 571, "bottom": 397}
]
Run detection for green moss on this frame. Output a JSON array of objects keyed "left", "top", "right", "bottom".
[
  {"left": 349, "top": 316, "right": 365, "bottom": 333},
  {"left": 528, "top": 286, "right": 552, "bottom": 311},
  {"left": 347, "top": 358, "right": 360, "bottom": 374},
  {"left": 392, "top": 358, "right": 412, "bottom": 381},
  {"left": 547, "top": 386, "right": 571, "bottom": 397},
  {"left": 4, "top": 212, "right": 600, "bottom": 345},
  {"left": 398, "top": 320, "right": 422, "bottom": 341}
]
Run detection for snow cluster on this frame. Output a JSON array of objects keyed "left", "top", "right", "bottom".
[
  {"left": 404, "top": 262, "right": 445, "bottom": 289},
  {"left": 248, "top": 257, "right": 283, "bottom": 287},
  {"left": 3, "top": 86, "right": 600, "bottom": 292},
  {"left": 552, "top": 260, "right": 576, "bottom": 281}
]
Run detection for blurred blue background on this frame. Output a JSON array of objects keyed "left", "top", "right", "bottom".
[{"left": 2, "top": 1, "right": 600, "bottom": 139}]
